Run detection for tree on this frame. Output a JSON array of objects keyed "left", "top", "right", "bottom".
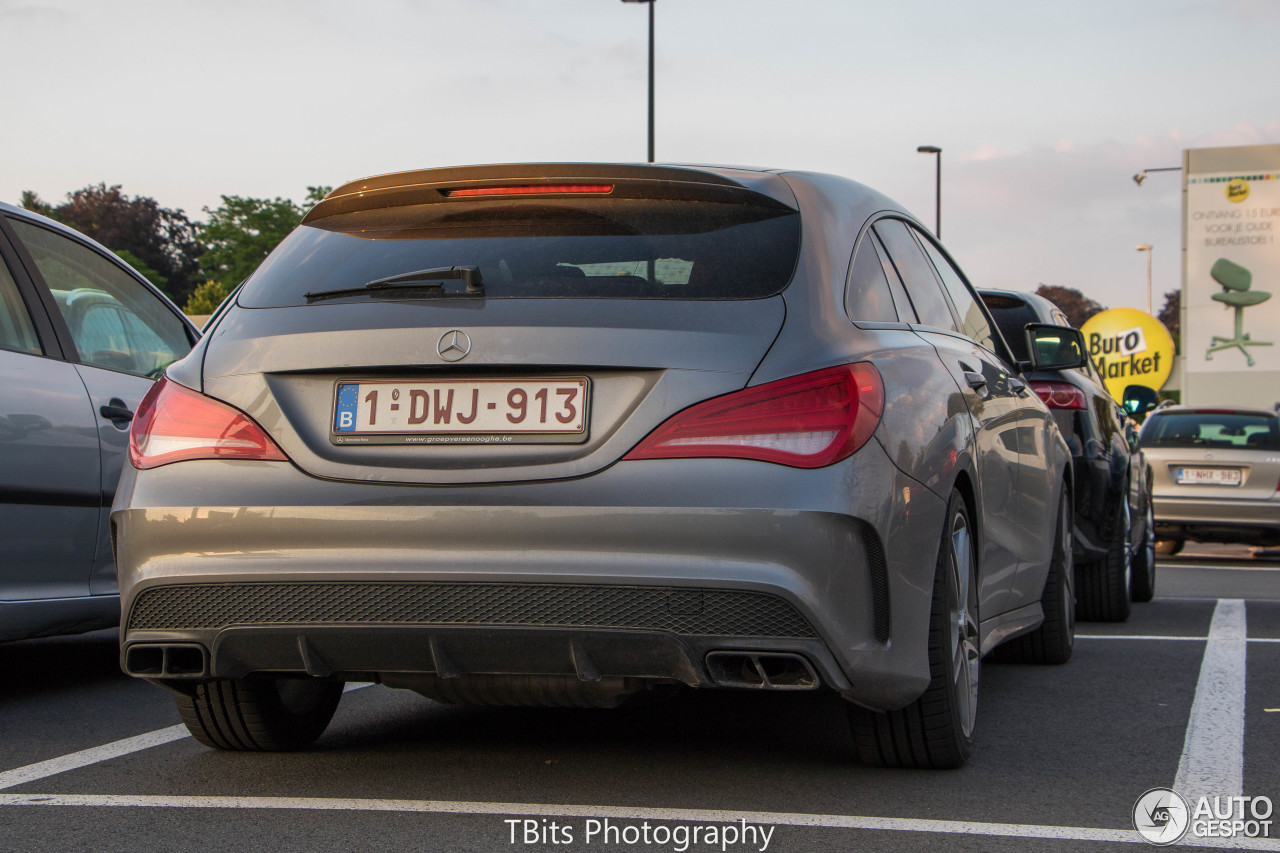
[
  {"left": 183, "top": 279, "right": 233, "bottom": 315},
  {"left": 197, "top": 196, "right": 305, "bottom": 292},
  {"left": 193, "top": 187, "right": 331, "bottom": 304},
  {"left": 188, "top": 187, "right": 331, "bottom": 314},
  {"left": 1157, "top": 290, "right": 1180, "bottom": 338},
  {"left": 19, "top": 190, "right": 56, "bottom": 219},
  {"left": 1156, "top": 289, "right": 1181, "bottom": 354},
  {"left": 20, "top": 184, "right": 202, "bottom": 304},
  {"left": 1034, "top": 284, "right": 1105, "bottom": 328},
  {"left": 304, "top": 185, "right": 332, "bottom": 208}
]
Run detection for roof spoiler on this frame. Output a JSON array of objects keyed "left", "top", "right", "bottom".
[{"left": 303, "top": 163, "right": 793, "bottom": 224}]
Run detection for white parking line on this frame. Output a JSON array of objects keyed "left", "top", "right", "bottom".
[
  {"left": 1076, "top": 635, "right": 1278, "bottom": 643},
  {"left": 9, "top": 793, "right": 1278, "bottom": 849},
  {"left": 0, "top": 643, "right": 1275, "bottom": 849},
  {"left": 1159, "top": 564, "right": 1280, "bottom": 571},
  {"left": 0, "top": 683, "right": 373, "bottom": 793},
  {"left": 0, "top": 726, "right": 190, "bottom": 793},
  {"left": 1077, "top": 634, "right": 1207, "bottom": 641},
  {"left": 1174, "top": 599, "right": 1247, "bottom": 804}
]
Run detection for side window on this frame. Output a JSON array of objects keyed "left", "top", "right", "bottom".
[
  {"left": 845, "top": 236, "right": 898, "bottom": 322},
  {"left": 0, "top": 259, "right": 41, "bottom": 356},
  {"left": 916, "top": 233, "right": 997, "bottom": 353},
  {"left": 9, "top": 219, "right": 191, "bottom": 378},
  {"left": 871, "top": 233, "right": 917, "bottom": 323},
  {"left": 873, "top": 219, "right": 957, "bottom": 332}
]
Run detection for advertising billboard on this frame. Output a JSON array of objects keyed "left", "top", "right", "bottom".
[
  {"left": 1080, "top": 308, "right": 1175, "bottom": 403},
  {"left": 1182, "top": 144, "right": 1280, "bottom": 406}
]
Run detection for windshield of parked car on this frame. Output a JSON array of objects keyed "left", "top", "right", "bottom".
[
  {"left": 1140, "top": 412, "right": 1280, "bottom": 450},
  {"left": 238, "top": 197, "right": 801, "bottom": 307}
]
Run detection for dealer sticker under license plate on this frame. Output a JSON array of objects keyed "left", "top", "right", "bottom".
[{"left": 331, "top": 378, "right": 589, "bottom": 445}]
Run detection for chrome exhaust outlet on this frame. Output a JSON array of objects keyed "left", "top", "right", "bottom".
[{"left": 705, "top": 651, "right": 819, "bottom": 690}]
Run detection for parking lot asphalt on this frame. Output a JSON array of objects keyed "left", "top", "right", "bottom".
[{"left": 2, "top": 556, "right": 1278, "bottom": 852}]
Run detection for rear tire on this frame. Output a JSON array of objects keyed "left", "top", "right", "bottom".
[
  {"left": 1075, "top": 489, "right": 1132, "bottom": 622},
  {"left": 1130, "top": 488, "right": 1157, "bottom": 603},
  {"left": 174, "top": 675, "right": 343, "bottom": 751},
  {"left": 993, "top": 483, "right": 1074, "bottom": 664},
  {"left": 850, "top": 489, "right": 978, "bottom": 769}
]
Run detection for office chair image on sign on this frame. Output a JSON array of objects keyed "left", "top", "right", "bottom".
[{"left": 1206, "top": 257, "right": 1272, "bottom": 367}]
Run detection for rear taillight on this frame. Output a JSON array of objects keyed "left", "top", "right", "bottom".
[
  {"left": 128, "top": 378, "right": 288, "bottom": 470},
  {"left": 624, "top": 364, "right": 884, "bottom": 469},
  {"left": 1031, "top": 381, "right": 1087, "bottom": 410}
]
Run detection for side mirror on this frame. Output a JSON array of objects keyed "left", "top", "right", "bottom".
[
  {"left": 1122, "top": 384, "right": 1159, "bottom": 415},
  {"left": 1025, "top": 323, "right": 1088, "bottom": 371}
]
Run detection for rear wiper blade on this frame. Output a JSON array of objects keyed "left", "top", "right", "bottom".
[{"left": 304, "top": 265, "right": 483, "bottom": 301}]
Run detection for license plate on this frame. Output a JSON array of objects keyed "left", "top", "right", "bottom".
[
  {"left": 1175, "top": 467, "right": 1243, "bottom": 486},
  {"left": 331, "top": 378, "right": 589, "bottom": 445}
]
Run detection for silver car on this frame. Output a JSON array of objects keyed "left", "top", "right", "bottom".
[
  {"left": 113, "top": 163, "right": 1078, "bottom": 768},
  {"left": 1139, "top": 404, "right": 1280, "bottom": 554},
  {"left": 0, "top": 203, "right": 197, "bottom": 642}
]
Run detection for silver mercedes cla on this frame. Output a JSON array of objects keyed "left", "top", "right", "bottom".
[{"left": 113, "top": 163, "right": 1081, "bottom": 768}]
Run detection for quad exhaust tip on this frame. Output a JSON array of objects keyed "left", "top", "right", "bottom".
[
  {"left": 705, "top": 651, "right": 819, "bottom": 691},
  {"left": 124, "top": 643, "right": 209, "bottom": 678}
]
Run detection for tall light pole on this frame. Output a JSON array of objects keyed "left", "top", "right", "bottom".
[
  {"left": 917, "top": 145, "right": 941, "bottom": 237},
  {"left": 1136, "top": 244, "right": 1153, "bottom": 315},
  {"left": 622, "top": 0, "right": 655, "bottom": 163}
]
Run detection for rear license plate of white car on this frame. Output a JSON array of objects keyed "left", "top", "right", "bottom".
[
  {"left": 330, "top": 378, "right": 589, "bottom": 445},
  {"left": 1175, "top": 467, "right": 1243, "bottom": 486}
]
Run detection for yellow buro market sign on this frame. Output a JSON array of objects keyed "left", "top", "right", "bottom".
[{"left": 1079, "top": 308, "right": 1175, "bottom": 403}]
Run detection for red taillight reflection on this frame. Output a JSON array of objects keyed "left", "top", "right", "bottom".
[
  {"left": 1031, "top": 381, "right": 1087, "bottom": 410},
  {"left": 128, "top": 378, "right": 288, "bottom": 470},
  {"left": 442, "top": 185, "right": 614, "bottom": 198},
  {"left": 624, "top": 363, "right": 884, "bottom": 469}
]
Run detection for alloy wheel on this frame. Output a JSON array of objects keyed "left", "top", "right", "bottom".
[
  {"left": 1120, "top": 495, "right": 1132, "bottom": 595},
  {"left": 949, "top": 512, "right": 980, "bottom": 739},
  {"left": 1143, "top": 499, "right": 1156, "bottom": 569}
]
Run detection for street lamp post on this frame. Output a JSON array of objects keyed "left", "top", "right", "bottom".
[
  {"left": 917, "top": 145, "right": 941, "bottom": 237},
  {"left": 1136, "top": 244, "right": 1153, "bottom": 315},
  {"left": 1132, "top": 167, "right": 1180, "bottom": 187},
  {"left": 622, "top": 0, "right": 656, "bottom": 163}
]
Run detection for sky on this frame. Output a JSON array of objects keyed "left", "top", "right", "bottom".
[{"left": 2, "top": 0, "right": 1278, "bottom": 313}]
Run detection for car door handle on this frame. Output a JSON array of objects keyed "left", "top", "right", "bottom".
[{"left": 99, "top": 399, "right": 134, "bottom": 426}]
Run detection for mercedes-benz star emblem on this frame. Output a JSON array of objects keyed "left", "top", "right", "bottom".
[{"left": 437, "top": 330, "right": 472, "bottom": 362}]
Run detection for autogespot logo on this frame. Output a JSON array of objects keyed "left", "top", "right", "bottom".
[{"left": 1133, "top": 788, "right": 1190, "bottom": 845}]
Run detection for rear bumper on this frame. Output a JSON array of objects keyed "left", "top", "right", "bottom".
[
  {"left": 111, "top": 440, "right": 945, "bottom": 712},
  {"left": 122, "top": 624, "right": 849, "bottom": 695},
  {"left": 1153, "top": 494, "right": 1280, "bottom": 545}
]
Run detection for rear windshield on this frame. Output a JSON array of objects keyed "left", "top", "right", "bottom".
[
  {"left": 1140, "top": 412, "right": 1280, "bottom": 450},
  {"left": 238, "top": 197, "right": 801, "bottom": 307},
  {"left": 981, "top": 295, "right": 1039, "bottom": 362}
]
